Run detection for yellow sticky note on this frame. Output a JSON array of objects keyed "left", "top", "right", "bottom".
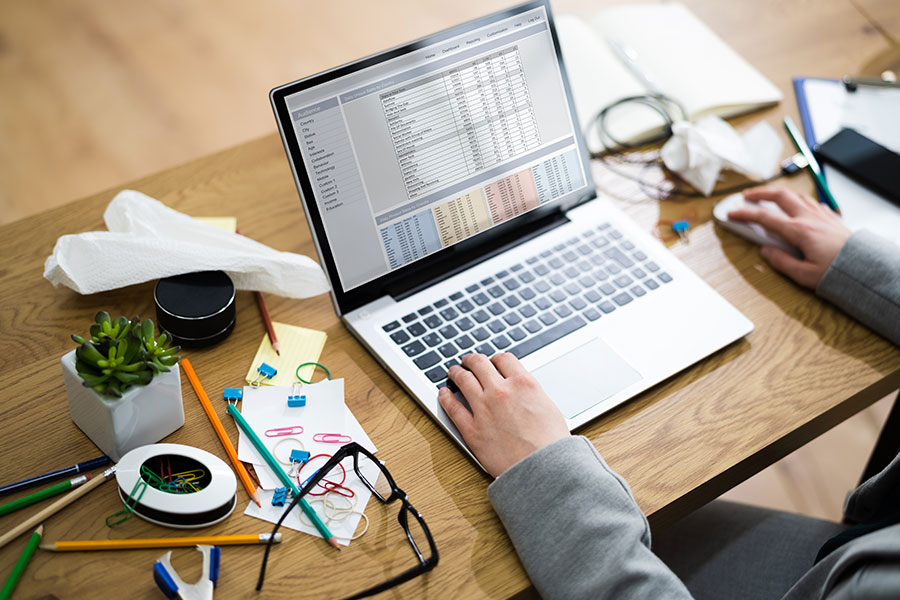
[
  {"left": 196, "top": 216, "right": 238, "bottom": 233},
  {"left": 245, "top": 322, "right": 327, "bottom": 386}
]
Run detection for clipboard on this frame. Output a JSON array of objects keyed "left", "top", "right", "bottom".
[{"left": 792, "top": 77, "right": 900, "bottom": 242}]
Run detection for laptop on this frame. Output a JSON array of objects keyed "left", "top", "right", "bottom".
[{"left": 270, "top": 0, "right": 753, "bottom": 464}]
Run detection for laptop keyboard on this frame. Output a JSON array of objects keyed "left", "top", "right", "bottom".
[{"left": 379, "top": 223, "right": 673, "bottom": 390}]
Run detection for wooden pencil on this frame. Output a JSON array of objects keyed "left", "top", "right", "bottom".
[
  {"left": 235, "top": 228, "right": 280, "bottom": 355},
  {"left": 180, "top": 358, "right": 262, "bottom": 507},
  {"left": 41, "top": 533, "right": 282, "bottom": 551}
]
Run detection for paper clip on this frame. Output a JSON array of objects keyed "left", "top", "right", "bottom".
[
  {"left": 106, "top": 476, "right": 148, "bottom": 527},
  {"left": 250, "top": 362, "right": 277, "bottom": 387},
  {"left": 321, "top": 479, "right": 355, "bottom": 498},
  {"left": 313, "top": 433, "right": 352, "bottom": 444},
  {"left": 224, "top": 388, "right": 243, "bottom": 403},
  {"left": 265, "top": 425, "right": 304, "bottom": 437}
]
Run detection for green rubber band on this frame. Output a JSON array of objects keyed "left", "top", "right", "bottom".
[{"left": 295, "top": 362, "right": 332, "bottom": 384}]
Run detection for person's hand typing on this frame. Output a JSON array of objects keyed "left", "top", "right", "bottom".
[
  {"left": 728, "top": 187, "right": 852, "bottom": 289},
  {"left": 437, "top": 352, "right": 569, "bottom": 478}
]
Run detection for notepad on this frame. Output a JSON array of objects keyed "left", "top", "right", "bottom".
[
  {"left": 244, "top": 322, "right": 327, "bottom": 386},
  {"left": 556, "top": 3, "right": 782, "bottom": 147}
]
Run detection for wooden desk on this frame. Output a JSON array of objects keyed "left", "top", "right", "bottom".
[{"left": 1, "top": 0, "right": 898, "bottom": 597}]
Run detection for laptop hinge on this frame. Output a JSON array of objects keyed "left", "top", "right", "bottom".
[{"left": 389, "top": 210, "right": 570, "bottom": 301}]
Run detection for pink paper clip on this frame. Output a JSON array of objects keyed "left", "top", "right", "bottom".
[
  {"left": 265, "top": 425, "right": 304, "bottom": 437},
  {"left": 313, "top": 433, "right": 352, "bottom": 444}
]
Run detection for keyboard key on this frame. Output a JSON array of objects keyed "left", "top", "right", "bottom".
[
  {"left": 562, "top": 250, "right": 578, "bottom": 262},
  {"left": 548, "top": 257, "right": 564, "bottom": 269},
  {"left": 390, "top": 330, "right": 410, "bottom": 344},
  {"left": 645, "top": 279, "right": 660, "bottom": 290},
  {"left": 503, "top": 295, "right": 522, "bottom": 308},
  {"left": 475, "top": 343, "right": 495, "bottom": 357},
  {"left": 564, "top": 283, "right": 581, "bottom": 295},
  {"left": 402, "top": 340, "right": 426, "bottom": 357},
  {"left": 472, "top": 309, "right": 490, "bottom": 323},
  {"left": 552, "top": 244, "right": 566, "bottom": 252},
  {"left": 414, "top": 351, "right": 441, "bottom": 370},
  {"left": 598, "top": 301, "right": 616, "bottom": 314},
  {"left": 631, "top": 285, "right": 647, "bottom": 297},
  {"left": 495, "top": 269, "right": 509, "bottom": 279},
  {"left": 591, "top": 237, "right": 610, "bottom": 249},
  {"left": 622, "top": 240, "right": 635, "bottom": 250},
  {"left": 424, "top": 315, "right": 442, "bottom": 329},
  {"left": 612, "top": 292, "right": 633, "bottom": 306},
  {"left": 509, "top": 316, "right": 586, "bottom": 359},
  {"left": 659, "top": 272, "right": 673, "bottom": 283},
  {"left": 608, "top": 229, "right": 623, "bottom": 240},
  {"left": 488, "top": 285, "right": 506, "bottom": 298},
  {"left": 422, "top": 333, "right": 442, "bottom": 347},
  {"left": 449, "top": 291, "right": 463, "bottom": 301},
  {"left": 418, "top": 306, "right": 434, "bottom": 315},
  {"left": 534, "top": 280, "right": 551, "bottom": 293},
  {"left": 503, "top": 312, "right": 522, "bottom": 326},
  {"left": 549, "top": 289, "right": 566, "bottom": 303},
  {"left": 493, "top": 335, "right": 511, "bottom": 350},
  {"left": 540, "top": 312, "right": 558, "bottom": 326},
  {"left": 519, "top": 304, "right": 537, "bottom": 318},
  {"left": 563, "top": 266, "right": 579, "bottom": 278},
  {"left": 597, "top": 223, "right": 611, "bottom": 230},
  {"left": 424, "top": 366, "right": 447, "bottom": 383},
  {"left": 407, "top": 322, "right": 426, "bottom": 337},
  {"left": 402, "top": 313, "right": 417, "bottom": 323},
  {"left": 456, "top": 317, "right": 474, "bottom": 331},
  {"left": 502, "top": 278, "right": 521, "bottom": 291},
  {"left": 456, "top": 334, "right": 474, "bottom": 349},
  {"left": 523, "top": 319, "right": 542, "bottom": 334},
  {"left": 439, "top": 325, "right": 458, "bottom": 339},
  {"left": 614, "top": 275, "right": 633, "bottom": 288},
  {"left": 519, "top": 287, "right": 536, "bottom": 300},
  {"left": 534, "top": 264, "right": 550, "bottom": 276},
  {"left": 592, "top": 268, "right": 609, "bottom": 280},
  {"left": 567, "top": 237, "right": 580, "bottom": 246},
  {"left": 472, "top": 292, "right": 490, "bottom": 305},
  {"left": 585, "top": 290, "right": 602, "bottom": 303},
  {"left": 577, "top": 244, "right": 593, "bottom": 256},
  {"left": 590, "top": 254, "right": 606, "bottom": 267},
  {"left": 444, "top": 359, "right": 460, "bottom": 369},
  {"left": 632, "top": 267, "right": 646, "bottom": 279},
  {"left": 440, "top": 307, "right": 459, "bottom": 321},
  {"left": 488, "top": 320, "right": 506, "bottom": 334},
  {"left": 549, "top": 273, "right": 565, "bottom": 286},
  {"left": 646, "top": 261, "right": 660, "bottom": 272},
  {"left": 526, "top": 256, "right": 539, "bottom": 264},
  {"left": 480, "top": 276, "right": 495, "bottom": 286},
  {"left": 510, "top": 263, "right": 523, "bottom": 272},
  {"left": 519, "top": 271, "right": 535, "bottom": 283},
  {"left": 508, "top": 327, "right": 526, "bottom": 341},
  {"left": 576, "top": 260, "right": 593, "bottom": 273},
  {"left": 438, "top": 343, "right": 457, "bottom": 358},
  {"left": 488, "top": 302, "right": 506, "bottom": 316},
  {"left": 471, "top": 327, "right": 490, "bottom": 341},
  {"left": 554, "top": 305, "right": 573, "bottom": 318},
  {"left": 633, "top": 250, "right": 647, "bottom": 261},
  {"left": 578, "top": 275, "right": 595, "bottom": 288},
  {"left": 569, "top": 297, "right": 587, "bottom": 311},
  {"left": 465, "top": 284, "right": 480, "bottom": 293},
  {"left": 584, "top": 307, "right": 601, "bottom": 321},
  {"left": 456, "top": 299, "right": 474, "bottom": 313},
  {"left": 599, "top": 282, "right": 616, "bottom": 295},
  {"left": 604, "top": 247, "right": 634, "bottom": 268},
  {"left": 606, "top": 263, "right": 622, "bottom": 275},
  {"left": 382, "top": 321, "right": 400, "bottom": 332},
  {"left": 535, "top": 297, "right": 552, "bottom": 310},
  {"left": 434, "top": 299, "right": 449, "bottom": 308}
]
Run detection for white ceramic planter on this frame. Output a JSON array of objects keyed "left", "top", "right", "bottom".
[{"left": 61, "top": 349, "right": 185, "bottom": 462}]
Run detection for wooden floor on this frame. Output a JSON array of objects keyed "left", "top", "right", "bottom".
[{"left": 1, "top": 1, "right": 895, "bottom": 524}]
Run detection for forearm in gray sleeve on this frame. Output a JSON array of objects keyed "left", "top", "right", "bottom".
[{"left": 488, "top": 436, "right": 693, "bottom": 600}]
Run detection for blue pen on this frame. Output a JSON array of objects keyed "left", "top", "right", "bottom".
[{"left": 0, "top": 456, "right": 110, "bottom": 497}]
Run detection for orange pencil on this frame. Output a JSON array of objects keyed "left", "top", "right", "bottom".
[{"left": 180, "top": 358, "right": 262, "bottom": 507}]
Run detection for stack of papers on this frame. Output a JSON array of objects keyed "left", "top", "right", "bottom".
[{"left": 237, "top": 380, "right": 379, "bottom": 545}]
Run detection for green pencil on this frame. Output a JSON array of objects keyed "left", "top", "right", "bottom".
[
  {"left": 0, "top": 524, "right": 42, "bottom": 600},
  {"left": 226, "top": 403, "right": 340, "bottom": 550},
  {"left": 0, "top": 475, "right": 91, "bottom": 517},
  {"left": 783, "top": 115, "right": 842, "bottom": 214}
]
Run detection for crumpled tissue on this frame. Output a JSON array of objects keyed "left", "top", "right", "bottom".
[
  {"left": 44, "top": 190, "right": 330, "bottom": 298},
  {"left": 660, "top": 116, "right": 782, "bottom": 196}
]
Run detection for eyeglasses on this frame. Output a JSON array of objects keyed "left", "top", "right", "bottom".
[{"left": 256, "top": 442, "right": 439, "bottom": 598}]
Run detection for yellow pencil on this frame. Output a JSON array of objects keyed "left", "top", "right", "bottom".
[{"left": 40, "top": 533, "right": 282, "bottom": 552}]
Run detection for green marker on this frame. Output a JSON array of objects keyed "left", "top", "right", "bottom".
[
  {"left": 0, "top": 525, "right": 42, "bottom": 600},
  {"left": 226, "top": 403, "right": 340, "bottom": 550},
  {"left": 0, "top": 475, "right": 91, "bottom": 517},
  {"left": 783, "top": 115, "right": 842, "bottom": 214}
]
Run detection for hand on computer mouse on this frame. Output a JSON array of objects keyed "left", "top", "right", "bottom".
[
  {"left": 728, "top": 187, "right": 852, "bottom": 289},
  {"left": 438, "top": 352, "right": 569, "bottom": 478}
]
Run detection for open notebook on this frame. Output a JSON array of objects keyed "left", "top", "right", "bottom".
[{"left": 556, "top": 3, "right": 782, "bottom": 147}]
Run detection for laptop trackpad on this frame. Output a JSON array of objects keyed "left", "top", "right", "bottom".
[{"left": 533, "top": 338, "right": 643, "bottom": 420}]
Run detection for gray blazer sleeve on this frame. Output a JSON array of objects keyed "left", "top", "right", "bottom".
[
  {"left": 488, "top": 436, "right": 693, "bottom": 600},
  {"left": 816, "top": 230, "right": 900, "bottom": 346}
]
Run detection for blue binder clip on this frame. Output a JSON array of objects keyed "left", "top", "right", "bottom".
[
  {"left": 290, "top": 450, "right": 310, "bottom": 464},
  {"left": 287, "top": 382, "right": 306, "bottom": 407},
  {"left": 223, "top": 388, "right": 243, "bottom": 403},
  {"left": 153, "top": 544, "right": 220, "bottom": 600},
  {"left": 672, "top": 219, "right": 690, "bottom": 243},
  {"left": 250, "top": 362, "right": 277, "bottom": 387},
  {"left": 271, "top": 487, "right": 288, "bottom": 507}
]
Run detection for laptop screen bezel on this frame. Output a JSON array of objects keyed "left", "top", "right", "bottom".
[{"left": 270, "top": 0, "right": 596, "bottom": 315}]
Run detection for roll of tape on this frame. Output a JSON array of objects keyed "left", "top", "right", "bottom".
[{"left": 116, "top": 443, "right": 237, "bottom": 529}]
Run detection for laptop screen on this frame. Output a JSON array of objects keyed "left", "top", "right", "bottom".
[{"left": 273, "top": 1, "right": 592, "bottom": 307}]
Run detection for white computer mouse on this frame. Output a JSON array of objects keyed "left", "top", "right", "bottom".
[{"left": 713, "top": 193, "right": 802, "bottom": 258}]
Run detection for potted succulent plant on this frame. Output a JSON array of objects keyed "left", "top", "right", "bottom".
[{"left": 61, "top": 312, "right": 185, "bottom": 461}]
